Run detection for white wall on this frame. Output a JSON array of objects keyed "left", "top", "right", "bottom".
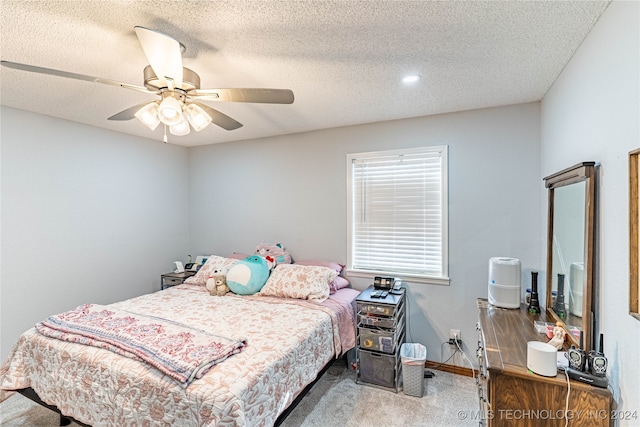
[
  {"left": 541, "top": 0, "right": 639, "bottom": 421},
  {"left": 0, "top": 107, "right": 191, "bottom": 360},
  {"left": 189, "top": 102, "right": 542, "bottom": 365}
]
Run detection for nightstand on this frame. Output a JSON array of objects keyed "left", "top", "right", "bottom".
[
  {"left": 355, "top": 285, "right": 406, "bottom": 392},
  {"left": 161, "top": 271, "right": 196, "bottom": 290}
]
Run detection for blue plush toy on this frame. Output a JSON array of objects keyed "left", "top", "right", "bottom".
[{"left": 226, "top": 255, "right": 270, "bottom": 295}]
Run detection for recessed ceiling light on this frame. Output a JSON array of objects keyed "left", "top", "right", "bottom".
[{"left": 402, "top": 74, "right": 421, "bottom": 84}]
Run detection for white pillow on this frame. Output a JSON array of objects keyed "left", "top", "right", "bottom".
[
  {"left": 184, "top": 255, "right": 238, "bottom": 286},
  {"left": 259, "top": 264, "right": 337, "bottom": 302}
]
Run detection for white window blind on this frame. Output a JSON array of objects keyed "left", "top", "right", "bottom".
[{"left": 347, "top": 146, "right": 448, "bottom": 283}]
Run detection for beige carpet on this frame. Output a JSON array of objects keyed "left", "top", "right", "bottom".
[
  {"left": 280, "top": 360, "right": 478, "bottom": 427},
  {"left": 0, "top": 360, "right": 478, "bottom": 426}
]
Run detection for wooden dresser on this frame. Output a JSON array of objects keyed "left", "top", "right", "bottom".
[{"left": 476, "top": 299, "right": 612, "bottom": 426}]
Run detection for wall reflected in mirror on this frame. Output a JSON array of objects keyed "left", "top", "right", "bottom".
[{"left": 551, "top": 181, "right": 586, "bottom": 328}]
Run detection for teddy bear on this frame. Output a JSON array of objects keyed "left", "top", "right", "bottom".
[
  {"left": 254, "top": 242, "right": 292, "bottom": 270},
  {"left": 206, "top": 275, "right": 230, "bottom": 296}
]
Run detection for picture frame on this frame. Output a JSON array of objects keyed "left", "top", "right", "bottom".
[{"left": 630, "top": 149, "right": 640, "bottom": 320}]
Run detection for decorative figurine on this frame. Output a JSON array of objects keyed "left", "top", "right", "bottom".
[{"left": 548, "top": 322, "right": 566, "bottom": 350}]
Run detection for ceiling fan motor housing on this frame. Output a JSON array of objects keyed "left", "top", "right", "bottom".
[{"left": 143, "top": 65, "right": 200, "bottom": 91}]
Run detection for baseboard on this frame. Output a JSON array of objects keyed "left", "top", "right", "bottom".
[{"left": 425, "top": 361, "right": 474, "bottom": 378}]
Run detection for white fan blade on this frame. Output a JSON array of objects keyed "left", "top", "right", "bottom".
[
  {"left": 189, "top": 88, "right": 294, "bottom": 104},
  {"left": 134, "top": 26, "right": 183, "bottom": 89},
  {"left": 1, "top": 60, "right": 157, "bottom": 94},
  {"left": 108, "top": 102, "right": 154, "bottom": 121},
  {"left": 193, "top": 102, "right": 243, "bottom": 131}
]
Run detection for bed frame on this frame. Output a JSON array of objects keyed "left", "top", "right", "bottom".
[{"left": 16, "top": 358, "right": 336, "bottom": 427}]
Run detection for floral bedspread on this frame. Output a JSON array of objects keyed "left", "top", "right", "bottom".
[
  {"left": 0, "top": 286, "right": 359, "bottom": 426},
  {"left": 36, "top": 303, "right": 246, "bottom": 385}
]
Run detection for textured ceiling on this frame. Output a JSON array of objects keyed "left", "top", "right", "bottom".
[{"left": 0, "top": 1, "right": 610, "bottom": 147}]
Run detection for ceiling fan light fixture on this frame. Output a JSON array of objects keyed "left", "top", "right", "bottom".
[
  {"left": 158, "top": 96, "right": 184, "bottom": 126},
  {"left": 169, "top": 118, "right": 191, "bottom": 136},
  {"left": 134, "top": 102, "right": 161, "bottom": 130},
  {"left": 2, "top": 25, "right": 294, "bottom": 141},
  {"left": 185, "top": 103, "right": 212, "bottom": 132}
]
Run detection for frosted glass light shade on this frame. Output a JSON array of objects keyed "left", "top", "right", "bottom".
[
  {"left": 158, "top": 96, "right": 184, "bottom": 126},
  {"left": 185, "top": 103, "right": 212, "bottom": 132},
  {"left": 169, "top": 118, "right": 190, "bottom": 136},
  {"left": 134, "top": 102, "right": 160, "bottom": 130}
]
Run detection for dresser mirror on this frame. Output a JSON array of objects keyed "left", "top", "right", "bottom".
[{"left": 544, "top": 162, "right": 597, "bottom": 351}]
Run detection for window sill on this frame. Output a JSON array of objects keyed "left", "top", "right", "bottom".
[{"left": 345, "top": 269, "right": 450, "bottom": 286}]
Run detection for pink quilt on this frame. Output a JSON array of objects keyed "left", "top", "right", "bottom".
[
  {"left": 35, "top": 303, "right": 246, "bottom": 386},
  {"left": 0, "top": 286, "right": 359, "bottom": 426}
]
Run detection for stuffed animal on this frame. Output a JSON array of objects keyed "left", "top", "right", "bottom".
[
  {"left": 211, "top": 266, "right": 229, "bottom": 275},
  {"left": 254, "top": 242, "right": 292, "bottom": 270},
  {"left": 226, "top": 255, "right": 270, "bottom": 295},
  {"left": 206, "top": 275, "right": 230, "bottom": 296},
  {"left": 548, "top": 322, "right": 566, "bottom": 350}
]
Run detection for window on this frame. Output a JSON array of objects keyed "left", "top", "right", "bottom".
[{"left": 347, "top": 146, "right": 449, "bottom": 285}]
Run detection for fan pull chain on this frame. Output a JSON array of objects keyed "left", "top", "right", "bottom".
[{"left": 163, "top": 125, "right": 168, "bottom": 144}]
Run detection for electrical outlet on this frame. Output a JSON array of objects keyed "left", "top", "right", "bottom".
[{"left": 449, "top": 329, "right": 461, "bottom": 345}]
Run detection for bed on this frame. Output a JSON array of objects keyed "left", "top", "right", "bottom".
[{"left": 0, "top": 258, "right": 358, "bottom": 426}]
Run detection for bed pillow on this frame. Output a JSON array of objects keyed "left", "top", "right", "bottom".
[
  {"left": 184, "top": 255, "right": 239, "bottom": 286},
  {"left": 293, "top": 260, "right": 348, "bottom": 294},
  {"left": 259, "top": 264, "right": 337, "bottom": 302},
  {"left": 294, "top": 260, "right": 344, "bottom": 274},
  {"left": 227, "top": 252, "right": 251, "bottom": 260},
  {"left": 330, "top": 276, "right": 351, "bottom": 294}
]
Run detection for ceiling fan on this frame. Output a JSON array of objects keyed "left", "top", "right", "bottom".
[{"left": 1, "top": 26, "right": 294, "bottom": 142}]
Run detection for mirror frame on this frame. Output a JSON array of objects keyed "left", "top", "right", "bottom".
[
  {"left": 544, "top": 162, "right": 597, "bottom": 352},
  {"left": 630, "top": 149, "right": 640, "bottom": 321}
]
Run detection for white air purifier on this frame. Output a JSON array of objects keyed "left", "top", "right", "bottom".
[
  {"left": 488, "top": 257, "right": 521, "bottom": 309},
  {"left": 527, "top": 341, "right": 558, "bottom": 377}
]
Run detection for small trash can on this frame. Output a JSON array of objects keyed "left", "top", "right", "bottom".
[{"left": 400, "top": 343, "right": 427, "bottom": 397}]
